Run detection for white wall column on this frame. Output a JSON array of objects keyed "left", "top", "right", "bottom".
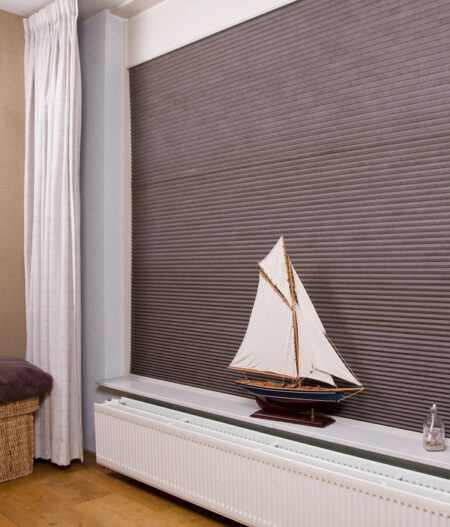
[{"left": 79, "top": 10, "right": 128, "bottom": 451}]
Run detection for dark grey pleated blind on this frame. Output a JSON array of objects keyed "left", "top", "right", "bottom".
[{"left": 130, "top": 0, "right": 450, "bottom": 432}]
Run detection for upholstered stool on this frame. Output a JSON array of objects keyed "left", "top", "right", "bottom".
[{"left": 0, "top": 356, "right": 52, "bottom": 482}]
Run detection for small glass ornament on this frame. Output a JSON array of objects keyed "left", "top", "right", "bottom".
[{"left": 423, "top": 404, "right": 445, "bottom": 451}]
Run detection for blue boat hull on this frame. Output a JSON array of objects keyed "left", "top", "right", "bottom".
[{"left": 236, "top": 381, "right": 355, "bottom": 414}]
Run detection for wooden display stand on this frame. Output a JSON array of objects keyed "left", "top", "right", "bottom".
[{"left": 251, "top": 408, "right": 335, "bottom": 428}]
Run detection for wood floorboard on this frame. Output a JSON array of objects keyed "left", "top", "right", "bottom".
[{"left": 0, "top": 452, "right": 242, "bottom": 527}]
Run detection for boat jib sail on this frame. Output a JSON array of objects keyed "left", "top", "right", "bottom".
[{"left": 229, "top": 236, "right": 361, "bottom": 387}]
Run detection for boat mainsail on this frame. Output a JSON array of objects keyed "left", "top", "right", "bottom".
[{"left": 229, "top": 236, "right": 361, "bottom": 387}]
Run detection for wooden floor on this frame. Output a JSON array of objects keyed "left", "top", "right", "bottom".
[{"left": 0, "top": 452, "right": 241, "bottom": 527}]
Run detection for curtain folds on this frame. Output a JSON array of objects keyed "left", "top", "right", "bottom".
[{"left": 24, "top": 0, "right": 82, "bottom": 465}]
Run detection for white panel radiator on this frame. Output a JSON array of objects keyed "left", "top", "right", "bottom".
[{"left": 95, "top": 398, "right": 450, "bottom": 527}]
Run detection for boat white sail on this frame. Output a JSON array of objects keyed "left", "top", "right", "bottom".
[
  {"left": 296, "top": 304, "right": 360, "bottom": 386},
  {"left": 291, "top": 265, "right": 325, "bottom": 333},
  {"left": 229, "top": 274, "right": 297, "bottom": 379},
  {"left": 292, "top": 263, "right": 361, "bottom": 386},
  {"left": 230, "top": 236, "right": 361, "bottom": 387},
  {"left": 258, "top": 236, "right": 292, "bottom": 304}
]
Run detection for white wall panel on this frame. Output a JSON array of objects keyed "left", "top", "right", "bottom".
[{"left": 127, "top": 0, "right": 296, "bottom": 67}]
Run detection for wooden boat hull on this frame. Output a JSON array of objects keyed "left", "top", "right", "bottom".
[
  {"left": 236, "top": 380, "right": 362, "bottom": 427},
  {"left": 237, "top": 381, "right": 353, "bottom": 404}
]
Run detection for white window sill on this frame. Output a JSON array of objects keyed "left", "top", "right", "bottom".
[{"left": 97, "top": 374, "right": 450, "bottom": 474}]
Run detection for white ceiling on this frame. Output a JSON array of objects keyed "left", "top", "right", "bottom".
[{"left": 0, "top": 0, "right": 126, "bottom": 20}]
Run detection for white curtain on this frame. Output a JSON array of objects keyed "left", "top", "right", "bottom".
[{"left": 24, "top": 0, "right": 82, "bottom": 465}]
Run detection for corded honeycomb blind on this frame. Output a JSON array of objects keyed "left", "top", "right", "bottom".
[{"left": 129, "top": 0, "right": 450, "bottom": 432}]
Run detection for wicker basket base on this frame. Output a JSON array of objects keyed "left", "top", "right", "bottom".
[{"left": 0, "top": 397, "right": 39, "bottom": 483}]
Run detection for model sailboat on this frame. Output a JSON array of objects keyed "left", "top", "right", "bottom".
[{"left": 228, "top": 236, "right": 363, "bottom": 427}]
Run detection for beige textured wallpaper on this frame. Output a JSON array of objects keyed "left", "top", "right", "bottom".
[{"left": 0, "top": 10, "right": 26, "bottom": 359}]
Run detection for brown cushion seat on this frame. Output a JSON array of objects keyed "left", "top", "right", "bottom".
[{"left": 0, "top": 356, "right": 53, "bottom": 404}]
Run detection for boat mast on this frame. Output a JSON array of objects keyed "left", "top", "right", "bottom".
[{"left": 281, "top": 237, "right": 300, "bottom": 385}]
